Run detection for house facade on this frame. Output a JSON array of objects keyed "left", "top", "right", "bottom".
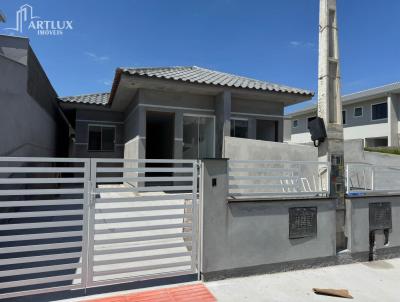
[
  {"left": 287, "top": 83, "right": 400, "bottom": 147},
  {"left": 59, "top": 66, "right": 313, "bottom": 160}
]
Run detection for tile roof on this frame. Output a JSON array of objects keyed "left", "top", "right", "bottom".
[
  {"left": 59, "top": 92, "right": 110, "bottom": 106},
  {"left": 120, "top": 66, "right": 314, "bottom": 96}
]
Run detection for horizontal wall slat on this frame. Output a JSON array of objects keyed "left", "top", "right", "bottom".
[
  {"left": 0, "top": 167, "right": 85, "bottom": 173},
  {"left": 0, "top": 242, "right": 82, "bottom": 254},
  {"left": 0, "top": 157, "right": 88, "bottom": 163},
  {"left": 92, "top": 158, "right": 196, "bottom": 164},
  {"left": 230, "top": 191, "right": 326, "bottom": 197},
  {"left": 0, "top": 220, "right": 83, "bottom": 231},
  {"left": 0, "top": 274, "right": 82, "bottom": 289},
  {"left": 0, "top": 178, "right": 86, "bottom": 184},
  {"left": 230, "top": 159, "right": 327, "bottom": 165},
  {"left": 95, "top": 232, "right": 192, "bottom": 245},
  {"left": 94, "top": 252, "right": 191, "bottom": 266},
  {"left": 229, "top": 176, "right": 298, "bottom": 180},
  {"left": 0, "top": 263, "right": 81, "bottom": 278},
  {"left": 0, "top": 199, "right": 84, "bottom": 207},
  {"left": 229, "top": 167, "right": 296, "bottom": 173},
  {"left": 96, "top": 177, "right": 193, "bottom": 183},
  {"left": 94, "top": 186, "right": 192, "bottom": 193},
  {"left": 0, "top": 210, "right": 83, "bottom": 219},
  {"left": 96, "top": 167, "right": 193, "bottom": 173},
  {"left": 96, "top": 194, "right": 193, "bottom": 203},
  {"left": 95, "top": 205, "right": 190, "bottom": 213},
  {"left": 95, "top": 214, "right": 190, "bottom": 224},
  {"left": 0, "top": 252, "right": 82, "bottom": 266},
  {"left": 0, "top": 284, "right": 82, "bottom": 300},
  {"left": 95, "top": 223, "right": 191, "bottom": 235},
  {"left": 0, "top": 188, "right": 84, "bottom": 196},
  {"left": 0, "top": 231, "right": 83, "bottom": 242},
  {"left": 94, "top": 242, "right": 191, "bottom": 256},
  {"left": 229, "top": 184, "right": 297, "bottom": 189},
  {"left": 94, "top": 261, "right": 191, "bottom": 277}
]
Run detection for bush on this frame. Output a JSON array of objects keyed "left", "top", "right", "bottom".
[{"left": 364, "top": 147, "right": 400, "bottom": 155}]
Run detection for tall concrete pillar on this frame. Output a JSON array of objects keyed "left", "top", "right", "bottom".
[
  {"left": 318, "top": 0, "right": 346, "bottom": 251},
  {"left": 388, "top": 94, "right": 399, "bottom": 147},
  {"left": 215, "top": 91, "right": 231, "bottom": 158}
]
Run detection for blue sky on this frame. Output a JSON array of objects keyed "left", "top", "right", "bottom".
[{"left": 1, "top": 0, "right": 400, "bottom": 114}]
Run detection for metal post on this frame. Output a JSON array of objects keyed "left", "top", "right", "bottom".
[
  {"left": 190, "top": 161, "right": 199, "bottom": 278},
  {"left": 81, "top": 159, "right": 91, "bottom": 291}
]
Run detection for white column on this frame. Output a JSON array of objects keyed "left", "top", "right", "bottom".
[{"left": 387, "top": 93, "right": 399, "bottom": 147}]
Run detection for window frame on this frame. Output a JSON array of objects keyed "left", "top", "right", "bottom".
[
  {"left": 231, "top": 117, "right": 249, "bottom": 138},
  {"left": 183, "top": 113, "right": 216, "bottom": 158},
  {"left": 353, "top": 106, "right": 363, "bottom": 118},
  {"left": 87, "top": 124, "right": 116, "bottom": 152},
  {"left": 371, "top": 102, "right": 388, "bottom": 121}
]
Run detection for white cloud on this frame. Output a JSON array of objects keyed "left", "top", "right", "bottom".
[{"left": 84, "top": 51, "right": 109, "bottom": 62}]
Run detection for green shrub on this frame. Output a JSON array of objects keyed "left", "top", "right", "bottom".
[{"left": 364, "top": 147, "right": 400, "bottom": 155}]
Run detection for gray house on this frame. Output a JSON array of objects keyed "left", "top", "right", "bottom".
[
  {"left": 0, "top": 34, "right": 69, "bottom": 157},
  {"left": 59, "top": 66, "right": 313, "bottom": 160}
]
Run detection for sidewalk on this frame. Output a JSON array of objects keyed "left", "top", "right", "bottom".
[
  {"left": 60, "top": 258, "right": 400, "bottom": 302},
  {"left": 207, "top": 258, "right": 400, "bottom": 302}
]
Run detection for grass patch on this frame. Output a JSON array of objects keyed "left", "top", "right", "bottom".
[{"left": 364, "top": 147, "right": 400, "bottom": 155}]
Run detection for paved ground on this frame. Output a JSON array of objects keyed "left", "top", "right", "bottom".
[
  {"left": 207, "top": 258, "right": 400, "bottom": 302},
  {"left": 58, "top": 258, "right": 400, "bottom": 302}
]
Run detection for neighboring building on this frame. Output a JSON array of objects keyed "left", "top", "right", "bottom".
[
  {"left": 287, "top": 83, "right": 400, "bottom": 147},
  {"left": 0, "top": 34, "right": 69, "bottom": 157},
  {"left": 59, "top": 66, "right": 313, "bottom": 159}
]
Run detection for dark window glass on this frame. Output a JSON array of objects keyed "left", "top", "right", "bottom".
[
  {"left": 102, "top": 127, "right": 115, "bottom": 151},
  {"left": 372, "top": 103, "right": 388, "bottom": 120},
  {"left": 354, "top": 107, "right": 363, "bottom": 117},
  {"left": 230, "top": 120, "right": 248, "bottom": 138},
  {"left": 88, "top": 126, "right": 102, "bottom": 151},
  {"left": 342, "top": 110, "right": 346, "bottom": 124},
  {"left": 88, "top": 126, "right": 115, "bottom": 152},
  {"left": 293, "top": 120, "right": 298, "bottom": 128}
]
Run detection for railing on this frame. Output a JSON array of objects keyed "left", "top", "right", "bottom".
[
  {"left": 228, "top": 160, "right": 330, "bottom": 199},
  {"left": 346, "top": 163, "right": 400, "bottom": 195}
]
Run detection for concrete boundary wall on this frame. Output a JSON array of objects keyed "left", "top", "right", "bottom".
[
  {"left": 200, "top": 159, "right": 337, "bottom": 280},
  {"left": 346, "top": 195, "right": 400, "bottom": 258}
]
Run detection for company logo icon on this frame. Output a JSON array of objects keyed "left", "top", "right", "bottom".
[{"left": 5, "top": 4, "right": 73, "bottom": 36}]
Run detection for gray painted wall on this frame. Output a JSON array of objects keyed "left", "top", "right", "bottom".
[
  {"left": 200, "top": 159, "right": 337, "bottom": 279},
  {"left": 346, "top": 195, "right": 400, "bottom": 254},
  {"left": 224, "top": 136, "right": 317, "bottom": 161},
  {"left": 0, "top": 35, "right": 66, "bottom": 157}
]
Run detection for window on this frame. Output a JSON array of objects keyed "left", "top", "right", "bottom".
[
  {"left": 371, "top": 102, "right": 388, "bottom": 120},
  {"left": 354, "top": 107, "right": 363, "bottom": 117},
  {"left": 292, "top": 120, "right": 298, "bottom": 128},
  {"left": 342, "top": 110, "right": 347, "bottom": 125},
  {"left": 307, "top": 116, "right": 316, "bottom": 128},
  {"left": 230, "top": 119, "right": 248, "bottom": 138},
  {"left": 183, "top": 115, "right": 215, "bottom": 159},
  {"left": 88, "top": 125, "right": 115, "bottom": 152}
]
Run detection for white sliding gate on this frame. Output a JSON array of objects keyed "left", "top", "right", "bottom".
[{"left": 0, "top": 157, "right": 200, "bottom": 299}]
